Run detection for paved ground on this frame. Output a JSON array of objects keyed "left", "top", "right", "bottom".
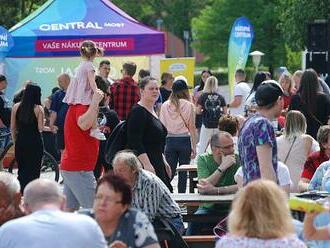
[{"left": 6, "top": 83, "right": 247, "bottom": 193}]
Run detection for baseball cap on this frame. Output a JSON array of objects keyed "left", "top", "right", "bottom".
[
  {"left": 255, "top": 80, "right": 284, "bottom": 107},
  {"left": 174, "top": 75, "right": 188, "bottom": 84},
  {"left": 172, "top": 77, "right": 192, "bottom": 93}
]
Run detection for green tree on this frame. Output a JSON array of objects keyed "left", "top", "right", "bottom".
[
  {"left": 277, "top": 0, "right": 330, "bottom": 51},
  {"left": 111, "top": 0, "right": 211, "bottom": 40},
  {"left": 0, "top": 0, "right": 46, "bottom": 29},
  {"left": 192, "top": 0, "right": 286, "bottom": 69}
]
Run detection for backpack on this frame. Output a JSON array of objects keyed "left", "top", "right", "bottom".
[
  {"left": 203, "top": 94, "right": 224, "bottom": 128},
  {"left": 104, "top": 121, "right": 127, "bottom": 166}
]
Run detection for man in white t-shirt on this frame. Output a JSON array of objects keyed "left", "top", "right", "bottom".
[
  {"left": 227, "top": 69, "right": 250, "bottom": 116},
  {"left": 234, "top": 161, "right": 292, "bottom": 194}
]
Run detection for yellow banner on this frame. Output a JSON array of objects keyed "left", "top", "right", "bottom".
[
  {"left": 160, "top": 57, "right": 195, "bottom": 87},
  {"left": 95, "top": 56, "right": 149, "bottom": 81}
]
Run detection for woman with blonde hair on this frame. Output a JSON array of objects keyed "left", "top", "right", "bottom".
[
  {"left": 160, "top": 78, "right": 196, "bottom": 193},
  {"left": 279, "top": 72, "right": 295, "bottom": 110},
  {"left": 277, "top": 110, "right": 318, "bottom": 192},
  {"left": 293, "top": 70, "right": 303, "bottom": 92},
  {"left": 196, "top": 76, "right": 227, "bottom": 155},
  {"left": 216, "top": 180, "right": 305, "bottom": 247}
]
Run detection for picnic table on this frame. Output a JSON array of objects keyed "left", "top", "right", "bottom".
[
  {"left": 172, "top": 193, "right": 235, "bottom": 206},
  {"left": 172, "top": 192, "right": 302, "bottom": 223}
]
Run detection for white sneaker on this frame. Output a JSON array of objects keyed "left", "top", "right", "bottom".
[{"left": 90, "top": 128, "right": 106, "bottom": 141}]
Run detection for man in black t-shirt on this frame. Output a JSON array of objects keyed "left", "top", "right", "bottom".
[
  {"left": 49, "top": 74, "right": 70, "bottom": 155},
  {"left": 196, "top": 88, "right": 227, "bottom": 155}
]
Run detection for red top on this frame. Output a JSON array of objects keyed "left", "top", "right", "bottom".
[
  {"left": 110, "top": 76, "right": 140, "bottom": 120},
  {"left": 61, "top": 105, "right": 99, "bottom": 171},
  {"left": 282, "top": 94, "right": 292, "bottom": 109},
  {"left": 301, "top": 150, "right": 329, "bottom": 180}
]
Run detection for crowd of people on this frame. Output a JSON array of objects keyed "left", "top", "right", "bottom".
[{"left": 1, "top": 39, "right": 330, "bottom": 247}]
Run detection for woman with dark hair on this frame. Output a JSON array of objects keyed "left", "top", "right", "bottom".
[
  {"left": 244, "top": 71, "right": 267, "bottom": 116},
  {"left": 160, "top": 79, "right": 196, "bottom": 193},
  {"left": 193, "top": 70, "right": 212, "bottom": 139},
  {"left": 82, "top": 173, "right": 160, "bottom": 247},
  {"left": 10, "top": 84, "right": 44, "bottom": 191},
  {"left": 127, "top": 76, "right": 172, "bottom": 191},
  {"left": 93, "top": 76, "right": 119, "bottom": 179},
  {"left": 289, "top": 69, "right": 330, "bottom": 139}
]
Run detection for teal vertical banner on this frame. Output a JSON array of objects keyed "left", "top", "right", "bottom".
[
  {"left": 0, "top": 26, "right": 14, "bottom": 61},
  {"left": 227, "top": 17, "right": 254, "bottom": 97}
]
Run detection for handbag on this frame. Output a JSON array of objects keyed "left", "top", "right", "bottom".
[
  {"left": 283, "top": 136, "right": 297, "bottom": 164},
  {"left": 177, "top": 104, "right": 193, "bottom": 130}
]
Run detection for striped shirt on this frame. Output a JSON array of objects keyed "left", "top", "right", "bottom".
[{"left": 132, "top": 170, "right": 181, "bottom": 222}]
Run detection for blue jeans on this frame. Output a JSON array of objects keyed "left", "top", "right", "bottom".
[
  {"left": 0, "top": 127, "right": 11, "bottom": 149},
  {"left": 169, "top": 216, "right": 185, "bottom": 235},
  {"left": 165, "top": 136, "right": 191, "bottom": 193}
]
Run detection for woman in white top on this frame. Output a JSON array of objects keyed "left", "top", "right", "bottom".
[
  {"left": 159, "top": 79, "right": 196, "bottom": 193},
  {"left": 277, "top": 110, "right": 319, "bottom": 192}
]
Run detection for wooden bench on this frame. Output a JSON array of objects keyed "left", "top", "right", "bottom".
[{"left": 183, "top": 235, "right": 216, "bottom": 248}]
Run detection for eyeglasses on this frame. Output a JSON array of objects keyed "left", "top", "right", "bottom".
[
  {"left": 95, "top": 195, "right": 122, "bottom": 205},
  {"left": 221, "top": 143, "right": 234, "bottom": 149},
  {"left": 213, "top": 143, "right": 234, "bottom": 149}
]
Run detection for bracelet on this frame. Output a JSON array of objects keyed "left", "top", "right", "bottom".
[{"left": 217, "top": 167, "right": 223, "bottom": 173}]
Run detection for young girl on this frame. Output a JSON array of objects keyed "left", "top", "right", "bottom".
[
  {"left": 63, "top": 40, "right": 106, "bottom": 140},
  {"left": 279, "top": 71, "right": 295, "bottom": 110}
]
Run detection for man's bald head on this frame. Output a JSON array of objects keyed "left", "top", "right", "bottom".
[
  {"left": 57, "top": 73, "right": 70, "bottom": 90},
  {"left": 210, "top": 131, "right": 234, "bottom": 156},
  {"left": 23, "top": 179, "right": 64, "bottom": 212}
]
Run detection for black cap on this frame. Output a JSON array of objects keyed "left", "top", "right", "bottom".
[
  {"left": 255, "top": 80, "right": 284, "bottom": 107},
  {"left": 172, "top": 79, "right": 192, "bottom": 93}
]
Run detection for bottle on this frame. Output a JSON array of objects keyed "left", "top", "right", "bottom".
[{"left": 289, "top": 197, "right": 329, "bottom": 213}]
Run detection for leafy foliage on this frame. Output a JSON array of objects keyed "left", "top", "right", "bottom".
[
  {"left": 0, "top": 0, "right": 46, "bottom": 29},
  {"left": 277, "top": 0, "right": 330, "bottom": 51},
  {"left": 191, "top": 0, "right": 286, "bottom": 69},
  {"left": 111, "top": 0, "right": 211, "bottom": 40}
]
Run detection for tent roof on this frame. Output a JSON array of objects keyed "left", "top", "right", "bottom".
[{"left": 8, "top": 0, "right": 165, "bottom": 57}]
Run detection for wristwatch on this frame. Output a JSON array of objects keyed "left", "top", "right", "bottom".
[{"left": 217, "top": 167, "right": 223, "bottom": 173}]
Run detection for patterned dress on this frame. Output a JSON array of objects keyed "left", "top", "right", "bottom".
[
  {"left": 238, "top": 113, "right": 278, "bottom": 185},
  {"left": 216, "top": 235, "right": 306, "bottom": 248}
]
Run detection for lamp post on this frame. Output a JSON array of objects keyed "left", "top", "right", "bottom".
[
  {"left": 183, "top": 30, "right": 190, "bottom": 57},
  {"left": 249, "top": 50, "right": 264, "bottom": 72},
  {"left": 156, "top": 18, "right": 163, "bottom": 31}
]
